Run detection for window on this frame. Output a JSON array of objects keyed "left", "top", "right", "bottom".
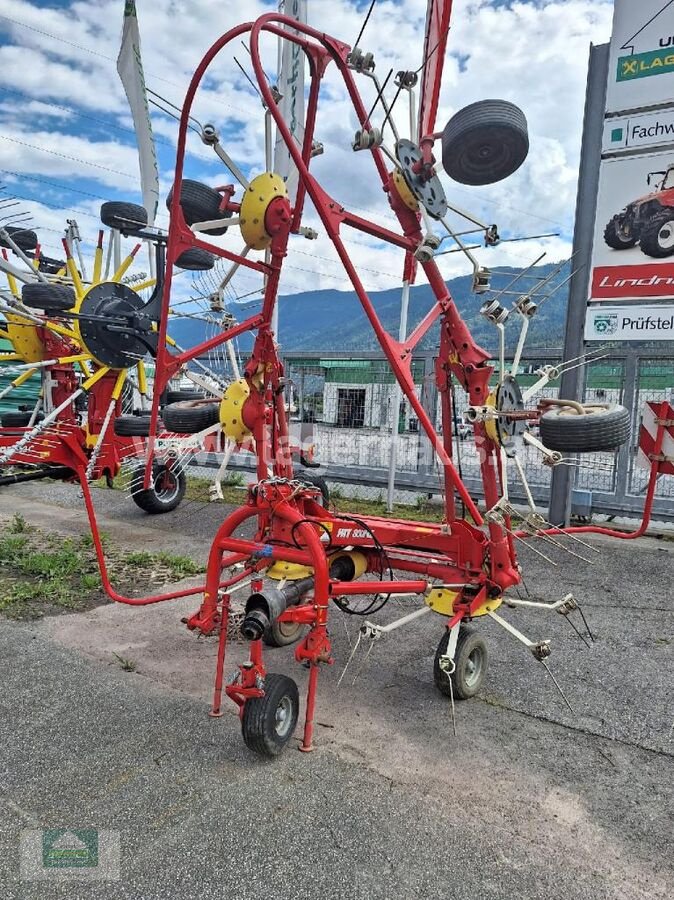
[{"left": 336, "top": 388, "right": 366, "bottom": 428}]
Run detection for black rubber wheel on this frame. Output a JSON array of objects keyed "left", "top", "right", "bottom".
[
  {"left": 295, "top": 470, "right": 329, "bottom": 505},
  {"left": 166, "top": 180, "right": 231, "bottom": 235},
  {"left": 175, "top": 248, "right": 215, "bottom": 271},
  {"left": 241, "top": 673, "right": 300, "bottom": 757},
  {"left": 639, "top": 210, "right": 674, "bottom": 258},
  {"left": 130, "top": 464, "right": 186, "bottom": 514},
  {"left": 21, "top": 282, "right": 75, "bottom": 312},
  {"left": 0, "top": 225, "right": 38, "bottom": 252},
  {"left": 604, "top": 215, "right": 638, "bottom": 250},
  {"left": 36, "top": 254, "right": 67, "bottom": 275},
  {"left": 263, "top": 618, "right": 306, "bottom": 648},
  {"left": 100, "top": 201, "right": 148, "bottom": 233},
  {"left": 0, "top": 410, "right": 44, "bottom": 427},
  {"left": 539, "top": 404, "right": 631, "bottom": 453},
  {"left": 442, "top": 99, "right": 529, "bottom": 186},
  {"left": 434, "top": 626, "right": 488, "bottom": 700},
  {"left": 164, "top": 389, "right": 206, "bottom": 404},
  {"left": 113, "top": 413, "right": 163, "bottom": 437},
  {"left": 162, "top": 400, "right": 220, "bottom": 434}
]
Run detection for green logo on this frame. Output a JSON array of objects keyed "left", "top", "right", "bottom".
[
  {"left": 611, "top": 127, "right": 624, "bottom": 143},
  {"left": 42, "top": 830, "right": 99, "bottom": 869},
  {"left": 594, "top": 314, "right": 618, "bottom": 336},
  {"left": 617, "top": 49, "right": 674, "bottom": 81}
]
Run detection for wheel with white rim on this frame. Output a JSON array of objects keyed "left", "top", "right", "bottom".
[
  {"left": 241, "top": 673, "right": 300, "bottom": 757},
  {"left": 434, "top": 626, "right": 488, "bottom": 700},
  {"left": 639, "top": 210, "right": 674, "bottom": 258}
]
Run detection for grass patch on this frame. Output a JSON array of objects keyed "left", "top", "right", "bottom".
[
  {"left": 0, "top": 517, "right": 204, "bottom": 620},
  {"left": 112, "top": 652, "right": 137, "bottom": 672}
]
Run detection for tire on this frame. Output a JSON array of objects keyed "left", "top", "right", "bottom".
[
  {"left": 434, "top": 626, "right": 488, "bottom": 701},
  {"left": 162, "top": 400, "right": 220, "bottom": 434},
  {"left": 639, "top": 210, "right": 674, "bottom": 258},
  {"left": 164, "top": 389, "right": 206, "bottom": 404},
  {"left": 604, "top": 215, "right": 637, "bottom": 250},
  {"left": 241, "top": 673, "right": 300, "bottom": 757},
  {"left": 1, "top": 411, "right": 44, "bottom": 427},
  {"left": 0, "top": 226, "right": 38, "bottom": 252},
  {"left": 539, "top": 404, "right": 631, "bottom": 453},
  {"left": 263, "top": 618, "right": 306, "bottom": 648},
  {"left": 166, "top": 180, "right": 231, "bottom": 235},
  {"left": 113, "top": 414, "right": 163, "bottom": 437},
  {"left": 21, "top": 282, "right": 75, "bottom": 312},
  {"left": 295, "top": 470, "right": 329, "bottom": 505},
  {"left": 130, "top": 464, "right": 186, "bottom": 514},
  {"left": 37, "top": 254, "right": 67, "bottom": 275},
  {"left": 100, "top": 201, "right": 148, "bottom": 233},
  {"left": 175, "top": 248, "right": 215, "bottom": 271},
  {"left": 441, "top": 99, "right": 529, "bottom": 186}
]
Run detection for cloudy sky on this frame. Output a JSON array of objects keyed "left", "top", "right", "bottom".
[{"left": 0, "top": 0, "right": 614, "bottom": 305}]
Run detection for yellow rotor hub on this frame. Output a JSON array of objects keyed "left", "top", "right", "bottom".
[
  {"left": 425, "top": 587, "right": 502, "bottom": 618},
  {"left": 240, "top": 173, "right": 288, "bottom": 251},
  {"left": 219, "top": 378, "right": 252, "bottom": 443},
  {"left": 484, "top": 391, "right": 499, "bottom": 443},
  {"left": 5, "top": 315, "right": 44, "bottom": 363},
  {"left": 267, "top": 560, "right": 315, "bottom": 581},
  {"left": 391, "top": 169, "right": 419, "bottom": 212}
]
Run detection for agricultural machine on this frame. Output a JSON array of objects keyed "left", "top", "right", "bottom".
[
  {"left": 604, "top": 162, "right": 674, "bottom": 257},
  {"left": 0, "top": 212, "right": 234, "bottom": 512},
  {"left": 5, "top": 4, "right": 672, "bottom": 760}
]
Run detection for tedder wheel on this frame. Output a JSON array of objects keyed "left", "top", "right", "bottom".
[
  {"left": 441, "top": 99, "right": 529, "bottom": 186},
  {"left": 37, "top": 254, "right": 67, "bottom": 275},
  {"left": 113, "top": 413, "right": 163, "bottom": 437},
  {"left": 603, "top": 215, "right": 638, "bottom": 250},
  {"left": 164, "top": 389, "right": 206, "bottom": 404},
  {"left": 434, "top": 626, "right": 488, "bottom": 700},
  {"left": 263, "top": 618, "right": 306, "bottom": 648},
  {"left": 639, "top": 210, "right": 674, "bottom": 258},
  {"left": 241, "top": 673, "right": 300, "bottom": 757},
  {"left": 100, "top": 201, "right": 148, "bottom": 233},
  {"left": 295, "top": 470, "right": 329, "bottom": 506},
  {"left": 539, "top": 404, "right": 631, "bottom": 453},
  {"left": 166, "top": 180, "right": 231, "bottom": 235},
  {"left": 0, "top": 225, "right": 38, "bottom": 253},
  {"left": 1, "top": 410, "right": 44, "bottom": 427},
  {"left": 175, "top": 248, "right": 215, "bottom": 271},
  {"left": 162, "top": 400, "right": 220, "bottom": 434},
  {"left": 22, "top": 282, "right": 75, "bottom": 312},
  {"left": 130, "top": 464, "right": 186, "bottom": 514}
]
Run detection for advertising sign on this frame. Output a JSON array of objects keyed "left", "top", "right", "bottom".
[
  {"left": 589, "top": 149, "right": 674, "bottom": 301},
  {"left": 585, "top": 304, "right": 674, "bottom": 340},
  {"left": 603, "top": 109, "right": 674, "bottom": 152},
  {"left": 606, "top": 1, "right": 674, "bottom": 113}
]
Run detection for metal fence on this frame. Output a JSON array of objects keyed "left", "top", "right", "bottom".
[{"left": 282, "top": 349, "right": 674, "bottom": 522}]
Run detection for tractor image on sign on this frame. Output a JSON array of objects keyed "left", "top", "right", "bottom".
[{"left": 604, "top": 162, "right": 674, "bottom": 257}]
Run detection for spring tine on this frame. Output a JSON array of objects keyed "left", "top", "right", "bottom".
[{"left": 540, "top": 659, "right": 575, "bottom": 713}]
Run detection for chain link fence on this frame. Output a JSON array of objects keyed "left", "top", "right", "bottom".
[{"left": 283, "top": 349, "right": 674, "bottom": 521}]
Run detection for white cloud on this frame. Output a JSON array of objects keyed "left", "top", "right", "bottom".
[{"left": 0, "top": 0, "right": 614, "bottom": 299}]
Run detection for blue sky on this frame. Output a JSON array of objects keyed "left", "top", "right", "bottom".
[{"left": 0, "top": 0, "right": 614, "bottom": 301}]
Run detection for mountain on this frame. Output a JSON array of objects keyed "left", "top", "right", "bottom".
[{"left": 169, "top": 261, "right": 570, "bottom": 354}]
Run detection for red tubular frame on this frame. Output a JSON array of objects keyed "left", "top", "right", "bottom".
[{"left": 128, "top": 12, "right": 531, "bottom": 747}]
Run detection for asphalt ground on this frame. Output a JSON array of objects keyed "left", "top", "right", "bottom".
[{"left": 0, "top": 479, "right": 672, "bottom": 899}]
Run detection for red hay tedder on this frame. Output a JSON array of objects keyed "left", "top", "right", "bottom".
[{"left": 3, "top": 4, "right": 671, "bottom": 758}]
